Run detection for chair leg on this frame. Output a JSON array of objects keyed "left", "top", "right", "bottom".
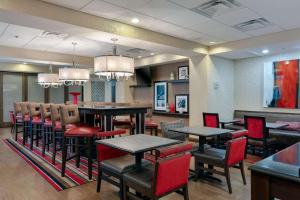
[
  {"left": 120, "top": 177, "right": 124, "bottom": 200},
  {"left": 225, "top": 167, "right": 232, "bottom": 194},
  {"left": 42, "top": 126, "right": 46, "bottom": 156},
  {"left": 183, "top": 185, "right": 189, "bottom": 200},
  {"left": 155, "top": 128, "right": 158, "bottom": 136},
  {"left": 30, "top": 123, "right": 34, "bottom": 150},
  {"left": 36, "top": 125, "right": 39, "bottom": 147},
  {"left": 22, "top": 123, "right": 26, "bottom": 145},
  {"left": 239, "top": 162, "right": 246, "bottom": 185},
  {"left": 61, "top": 136, "right": 67, "bottom": 177},
  {"left": 123, "top": 181, "right": 129, "bottom": 200},
  {"left": 96, "top": 165, "right": 102, "bottom": 192},
  {"left": 87, "top": 137, "right": 93, "bottom": 180},
  {"left": 75, "top": 137, "right": 80, "bottom": 168},
  {"left": 52, "top": 132, "right": 57, "bottom": 165}
]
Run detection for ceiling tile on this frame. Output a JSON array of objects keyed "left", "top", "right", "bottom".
[
  {"left": 0, "top": 24, "right": 43, "bottom": 48},
  {"left": 194, "top": 35, "right": 223, "bottom": 45},
  {"left": 168, "top": 0, "right": 211, "bottom": 9},
  {"left": 237, "top": 0, "right": 300, "bottom": 29},
  {"left": 137, "top": 0, "right": 209, "bottom": 28},
  {"left": 102, "top": 0, "right": 151, "bottom": 10},
  {"left": 214, "top": 8, "right": 260, "bottom": 26},
  {"left": 246, "top": 25, "right": 283, "bottom": 36},
  {"left": 0, "top": 22, "right": 8, "bottom": 36},
  {"left": 24, "top": 37, "right": 63, "bottom": 51},
  {"left": 189, "top": 20, "right": 250, "bottom": 42},
  {"left": 42, "top": 0, "right": 92, "bottom": 10},
  {"left": 81, "top": 0, "right": 127, "bottom": 19}
]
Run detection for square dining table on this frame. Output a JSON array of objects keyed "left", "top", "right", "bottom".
[
  {"left": 170, "top": 126, "right": 233, "bottom": 153},
  {"left": 96, "top": 134, "right": 180, "bottom": 170}
]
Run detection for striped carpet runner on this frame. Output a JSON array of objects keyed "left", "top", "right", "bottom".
[{"left": 4, "top": 138, "right": 97, "bottom": 191}]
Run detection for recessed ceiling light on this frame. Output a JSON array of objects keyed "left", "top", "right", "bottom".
[
  {"left": 262, "top": 49, "right": 269, "bottom": 54},
  {"left": 150, "top": 52, "right": 155, "bottom": 56},
  {"left": 209, "top": 41, "right": 216, "bottom": 44},
  {"left": 137, "top": 56, "right": 142, "bottom": 58},
  {"left": 131, "top": 18, "right": 140, "bottom": 24},
  {"left": 23, "top": 62, "right": 27, "bottom": 65}
]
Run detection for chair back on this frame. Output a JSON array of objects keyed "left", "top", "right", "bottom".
[
  {"left": 203, "top": 112, "right": 219, "bottom": 128},
  {"left": 40, "top": 104, "right": 51, "bottom": 121},
  {"left": 50, "top": 104, "right": 62, "bottom": 123},
  {"left": 157, "top": 143, "right": 193, "bottom": 158},
  {"left": 96, "top": 144, "right": 127, "bottom": 162},
  {"left": 153, "top": 153, "right": 191, "bottom": 196},
  {"left": 60, "top": 105, "right": 80, "bottom": 126},
  {"left": 29, "top": 103, "right": 42, "bottom": 118},
  {"left": 244, "top": 116, "right": 266, "bottom": 139},
  {"left": 160, "top": 119, "right": 186, "bottom": 141},
  {"left": 9, "top": 111, "right": 15, "bottom": 125},
  {"left": 20, "top": 102, "right": 30, "bottom": 116},
  {"left": 225, "top": 137, "right": 247, "bottom": 167},
  {"left": 13, "top": 102, "right": 22, "bottom": 114}
]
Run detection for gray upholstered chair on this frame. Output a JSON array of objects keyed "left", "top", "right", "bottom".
[{"left": 160, "top": 119, "right": 187, "bottom": 141}]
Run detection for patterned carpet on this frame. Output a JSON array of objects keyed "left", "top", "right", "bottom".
[{"left": 4, "top": 138, "right": 97, "bottom": 191}]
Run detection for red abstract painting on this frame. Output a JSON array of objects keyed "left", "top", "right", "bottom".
[{"left": 269, "top": 59, "right": 299, "bottom": 108}]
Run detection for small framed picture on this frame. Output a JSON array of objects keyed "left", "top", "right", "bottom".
[
  {"left": 154, "top": 81, "right": 168, "bottom": 111},
  {"left": 178, "top": 65, "right": 189, "bottom": 80},
  {"left": 175, "top": 94, "right": 189, "bottom": 113}
]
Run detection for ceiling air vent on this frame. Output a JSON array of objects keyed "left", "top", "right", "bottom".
[
  {"left": 233, "top": 18, "right": 271, "bottom": 31},
  {"left": 39, "top": 31, "right": 69, "bottom": 40},
  {"left": 191, "top": 0, "right": 241, "bottom": 18}
]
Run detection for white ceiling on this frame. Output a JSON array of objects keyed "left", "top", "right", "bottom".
[
  {"left": 0, "top": 22, "right": 155, "bottom": 58},
  {"left": 41, "top": 0, "right": 300, "bottom": 46}
]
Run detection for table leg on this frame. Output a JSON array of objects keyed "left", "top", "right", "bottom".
[
  {"left": 135, "top": 113, "right": 140, "bottom": 134},
  {"left": 140, "top": 113, "right": 145, "bottom": 134},
  {"left": 104, "top": 115, "right": 112, "bottom": 131},
  {"left": 135, "top": 152, "right": 143, "bottom": 171}
]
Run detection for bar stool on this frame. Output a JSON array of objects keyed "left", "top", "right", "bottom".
[
  {"left": 60, "top": 104, "right": 101, "bottom": 179},
  {"left": 13, "top": 102, "right": 23, "bottom": 140},
  {"left": 40, "top": 103, "right": 52, "bottom": 156},
  {"left": 29, "top": 103, "right": 44, "bottom": 150},
  {"left": 20, "top": 102, "right": 30, "bottom": 145}
]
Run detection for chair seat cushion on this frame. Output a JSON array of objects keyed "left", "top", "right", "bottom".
[
  {"left": 43, "top": 118, "right": 52, "bottom": 126},
  {"left": 101, "top": 155, "right": 151, "bottom": 174},
  {"left": 64, "top": 126, "right": 100, "bottom": 137},
  {"left": 32, "top": 116, "right": 42, "bottom": 124},
  {"left": 145, "top": 120, "right": 158, "bottom": 129},
  {"left": 113, "top": 119, "right": 134, "bottom": 127},
  {"left": 54, "top": 121, "right": 78, "bottom": 131},
  {"left": 248, "top": 138, "right": 278, "bottom": 146},
  {"left": 123, "top": 165, "right": 154, "bottom": 190},
  {"left": 194, "top": 148, "right": 226, "bottom": 166},
  {"left": 96, "top": 129, "right": 126, "bottom": 138},
  {"left": 16, "top": 115, "right": 23, "bottom": 120},
  {"left": 23, "top": 114, "right": 30, "bottom": 122}
]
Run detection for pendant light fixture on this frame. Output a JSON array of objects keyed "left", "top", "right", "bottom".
[
  {"left": 59, "top": 42, "right": 90, "bottom": 86},
  {"left": 94, "top": 38, "right": 134, "bottom": 81},
  {"left": 37, "top": 64, "right": 62, "bottom": 88}
]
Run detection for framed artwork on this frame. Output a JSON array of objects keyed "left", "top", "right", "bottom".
[
  {"left": 178, "top": 65, "right": 189, "bottom": 80},
  {"left": 154, "top": 81, "right": 168, "bottom": 111},
  {"left": 175, "top": 94, "right": 189, "bottom": 113},
  {"left": 263, "top": 59, "right": 300, "bottom": 108}
]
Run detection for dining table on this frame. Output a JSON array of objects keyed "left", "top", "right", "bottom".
[
  {"left": 169, "top": 126, "right": 233, "bottom": 181},
  {"left": 78, "top": 105, "right": 151, "bottom": 134},
  {"left": 96, "top": 134, "right": 180, "bottom": 170}
]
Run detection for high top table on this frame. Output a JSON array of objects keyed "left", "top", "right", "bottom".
[
  {"left": 78, "top": 105, "right": 150, "bottom": 134},
  {"left": 250, "top": 142, "right": 300, "bottom": 200},
  {"left": 96, "top": 134, "right": 180, "bottom": 170}
]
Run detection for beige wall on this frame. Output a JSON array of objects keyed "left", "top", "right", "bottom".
[{"left": 234, "top": 50, "right": 300, "bottom": 113}]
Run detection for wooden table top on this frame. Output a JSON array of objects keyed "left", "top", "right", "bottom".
[
  {"left": 96, "top": 134, "right": 180, "bottom": 154},
  {"left": 170, "top": 126, "right": 233, "bottom": 137}
]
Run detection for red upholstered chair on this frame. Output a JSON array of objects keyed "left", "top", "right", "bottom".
[
  {"left": 40, "top": 103, "right": 52, "bottom": 156},
  {"left": 194, "top": 137, "right": 247, "bottom": 193},
  {"left": 96, "top": 129, "right": 151, "bottom": 200},
  {"left": 60, "top": 105, "right": 101, "bottom": 179},
  {"left": 19, "top": 102, "right": 30, "bottom": 145},
  {"left": 123, "top": 144, "right": 192, "bottom": 200},
  {"left": 28, "top": 103, "right": 44, "bottom": 150},
  {"left": 203, "top": 112, "right": 220, "bottom": 128},
  {"left": 244, "top": 116, "right": 277, "bottom": 158},
  {"left": 13, "top": 103, "right": 23, "bottom": 140},
  {"left": 113, "top": 115, "right": 135, "bottom": 135},
  {"left": 145, "top": 119, "right": 158, "bottom": 136}
]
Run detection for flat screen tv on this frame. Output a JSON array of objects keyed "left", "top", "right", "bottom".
[{"left": 135, "top": 67, "right": 152, "bottom": 86}]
